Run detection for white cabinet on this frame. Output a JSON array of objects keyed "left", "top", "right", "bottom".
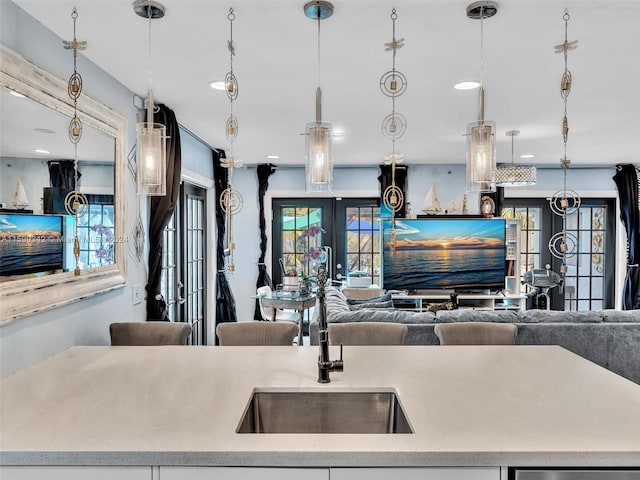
[
  {"left": 0, "top": 466, "right": 152, "bottom": 480},
  {"left": 392, "top": 293, "right": 526, "bottom": 312},
  {"left": 160, "top": 467, "right": 328, "bottom": 480},
  {"left": 504, "top": 218, "right": 521, "bottom": 296},
  {"left": 330, "top": 467, "right": 500, "bottom": 480}
]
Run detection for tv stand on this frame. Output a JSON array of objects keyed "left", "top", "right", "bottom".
[{"left": 391, "top": 292, "right": 526, "bottom": 311}]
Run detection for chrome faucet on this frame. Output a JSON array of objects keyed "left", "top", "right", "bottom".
[{"left": 316, "top": 265, "right": 343, "bottom": 383}]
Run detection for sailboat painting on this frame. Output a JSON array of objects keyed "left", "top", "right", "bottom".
[
  {"left": 422, "top": 185, "right": 442, "bottom": 214},
  {"left": 12, "top": 178, "right": 29, "bottom": 209}
]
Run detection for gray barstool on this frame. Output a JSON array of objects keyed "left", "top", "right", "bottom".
[
  {"left": 216, "top": 321, "right": 299, "bottom": 346},
  {"left": 109, "top": 322, "right": 192, "bottom": 346},
  {"left": 434, "top": 322, "right": 517, "bottom": 345},
  {"left": 328, "top": 322, "right": 407, "bottom": 345}
]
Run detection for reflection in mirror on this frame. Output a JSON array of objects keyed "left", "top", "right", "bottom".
[
  {"left": 0, "top": 87, "right": 116, "bottom": 278},
  {"left": 0, "top": 44, "right": 126, "bottom": 324}
]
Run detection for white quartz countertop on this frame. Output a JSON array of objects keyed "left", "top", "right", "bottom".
[{"left": 1, "top": 345, "right": 639, "bottom": 467}]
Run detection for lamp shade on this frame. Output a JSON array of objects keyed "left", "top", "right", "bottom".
[
  {"left": 466, "top": 120, "right": 496, "bottom": 192},
  {"left": 137, "top": 121, "right": 167, "bottom": 196},
  {"left": 305, "top": 121, "right": 333, "bottom": 193},
  {"left": 495, "top": 164, "right": 537, "bottom": 186}
]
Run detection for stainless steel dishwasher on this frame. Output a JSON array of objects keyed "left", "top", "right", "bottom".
[{"left": 512, "top": 469, "right": 640, "bottom": 480}]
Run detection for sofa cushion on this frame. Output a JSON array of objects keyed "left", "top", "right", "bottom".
[
  {"left": 601, "top": 309, "right": 640, "bottom": 323},
  {"left": 347, "top": 292, "right": 392, "bottom": 305},
  {"left": 327, "top": 307, "right": 436, "bottom": 324},
  {"left": 349, "top": 300, "right": 394, "bottom": 310},
  {"left": 518, "top": 310, "right": 603, "bottom": 323},
  {"left": 435, "top": 309, "right": 519, "bottom": 323}
]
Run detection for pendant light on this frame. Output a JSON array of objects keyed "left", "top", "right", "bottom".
[
  {"left": 304, "top": 1, "right": 334, "bottom": 193},
  {"left": 465, "top": 1, "right": 498, "bottom": 193},
  {"left": 134, "top": 0, "right": 167, "bottom": 196},
  {"left": 496, "top": 130, "right": 537, "bottom": 187}
]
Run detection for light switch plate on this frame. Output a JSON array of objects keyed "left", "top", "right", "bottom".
[{"left": 132, "top": 284, "right": 143, "bottom": 305}]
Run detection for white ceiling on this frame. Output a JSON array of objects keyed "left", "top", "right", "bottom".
[{"left": 10, "top": 0, "right": 640, "bottom": 169}]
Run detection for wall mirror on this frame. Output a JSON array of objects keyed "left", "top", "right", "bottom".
[{"left": 0, "top": 44, "right": 127, "bottom": 324}]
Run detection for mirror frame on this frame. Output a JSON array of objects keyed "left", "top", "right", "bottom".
[{"left": 0, "top": 44, "right": 127, "bottom": 324}]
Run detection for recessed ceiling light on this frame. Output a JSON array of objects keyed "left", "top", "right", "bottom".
[
  {"left": 333, "top": 131, "right": 345, "bottom": 138},
  {"left": 265, "top": 154, "right": 280, "bottom": 159},
  {"left": 35, "top": 128, "right": 56, "bottom": 134},
  {"left": 454, "top": 81, "right": 480, "bottom": 90},
  {"left": 8, "top": 89, "right": 26, "bottom": 98},
  {"left": 34, "top": 149, "right": 50, "bottom": 154},
  {"left": 520, "top": 154, "right": 536, "bottom": 159},
  {"left": 209, "top": 80, "right": 225, "bottom": 90}
]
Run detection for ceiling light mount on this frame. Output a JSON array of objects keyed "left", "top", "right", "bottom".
[
  {"left": 466, "top": 1, "right": 498, "bottom": 20},
  {"left": 304, "top": 1, "right": 334, "bottom": 20},
  {"left": 133, "top": 0, "right": 165, "bottom": 20}
]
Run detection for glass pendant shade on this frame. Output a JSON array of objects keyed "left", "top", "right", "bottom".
[
  {"left": 466, "top": 120, "right": 496, "bottom": 192},
  {"left": 136, "top": 121, "right": 167, "bottom": 196},
  {"left": 305, "top": 120, "right": 333, "bottom": 193},
  {"left": 495, "top": 164, "right": 537, "bottom": 186}
]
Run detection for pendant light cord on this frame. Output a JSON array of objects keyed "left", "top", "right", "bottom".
[{"left": 146, "top": 5, "right": 154, "bottom": 126}]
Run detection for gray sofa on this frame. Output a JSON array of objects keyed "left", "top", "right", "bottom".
[{"left": 309, "top": 288, "right": 640, "bottom": 384}]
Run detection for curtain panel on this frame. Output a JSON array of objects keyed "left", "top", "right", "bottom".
[
  {"left": 145, "top": 104, "right": 182, "bottom": 321},
  {"left": 254, "top": 164, "right": 276, "bottom": 320},
  {"left": 613, "top": 163, "right": 640, "bottom": 309},
  {"left": 378, "top": 164, "right": 408, "bottom": 218}
]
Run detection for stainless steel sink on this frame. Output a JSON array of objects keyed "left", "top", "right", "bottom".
[{"left": 236, "top": 389, "right": 413, "bottom": 434}]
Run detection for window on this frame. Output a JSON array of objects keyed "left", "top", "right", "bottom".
[
  {"left": 344, "top": 205, "right": 381, "bottom": 285},
  {"left": 75, "top": 197, "right": 115, "bottom": 269}
]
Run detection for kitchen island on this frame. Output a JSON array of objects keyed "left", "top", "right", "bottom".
[{"left": 1, "top": 345, "right": 639, "bottom": 473}]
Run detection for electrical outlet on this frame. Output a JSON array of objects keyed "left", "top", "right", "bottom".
[{"left": 132, "top": 284, "right": 143, "bottom": 306}]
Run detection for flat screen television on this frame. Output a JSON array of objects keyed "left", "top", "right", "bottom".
[
  {"left": 0, "top": 213, "right": 64, "bottom": 278},
  {"left": 381, "top": 217, "right": 506, "bottom": 292}
]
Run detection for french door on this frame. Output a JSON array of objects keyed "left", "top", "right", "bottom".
[
  {"left": 160, "top": 182, "right": 207, "bottom": 344},
  {"left": 502, "top": 198, "right": 614, "bottom": 310},
  {"left": 271, "top": 198, "right": 380, "bottom": 288}
]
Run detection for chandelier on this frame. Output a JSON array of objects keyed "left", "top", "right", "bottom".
[{"left": 495, "top": 130, "right": 537, "bottom": 187}]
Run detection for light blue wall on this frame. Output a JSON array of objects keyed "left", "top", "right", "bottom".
[
  {"left": 0, "top": 1, "right": 145, "bottom": 377},
  {"left": 228, "top": 163, "right": 620, "bottom": 324}
]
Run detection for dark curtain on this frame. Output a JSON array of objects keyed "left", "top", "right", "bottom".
[
  {"left": 47, "top": 160, "right": 79, "bottom": 188},
  {"left": 254, "top": 164, "right": 277, "bottom": 320},
  {"left": 214, "top": 149, "right": 237, "bottom": 337},
  {"left": 145, "top": 104, "right": 182, "bottom": 321},
  {"left": 613, "top": 164, "right": 640, "bottom": 309},
  {"left": 378, "top": 164, "right": 408, "bottom": 218}
]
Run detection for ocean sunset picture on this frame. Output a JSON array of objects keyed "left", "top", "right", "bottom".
[
  {"left": 382, "top": 218, "right": 506, "bottom": 291},
  {"left": 0, "top": 214, "right": 64, "bottom": 278}
]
